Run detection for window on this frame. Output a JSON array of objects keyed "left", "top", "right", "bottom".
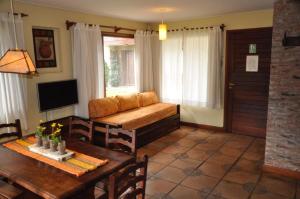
[
  {"left": 162, "top": 31, "right": 209, "bottom": 106},
  {"left": 103, "top": 36, "right": 136, "bottom": 97}
]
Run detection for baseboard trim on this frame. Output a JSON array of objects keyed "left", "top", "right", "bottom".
[
  {"left": 180, "top": 121, "right": 225, "bottom": 132},
  {"left": 263, "top": 164, "right": 300, "bottom": 180}
]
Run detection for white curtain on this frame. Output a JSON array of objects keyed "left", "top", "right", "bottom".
[
  {"left": 0, "top": 13, "right": 27, "bottom": 129},
  {"left": 71, "top": 23, "right": 104, "bottom": 118},
  {"left": 151, "top": 33, "right": 162, "bottom": 99},
  {"left": 134, "top": 31, "right": 154, "bottom": 92},
  {"left": 182, "top": 30, "right": 209, "bottom": 106},
  {"left": 161, "top": 32, "right": 183, "bottom": 104},
  {"left": 161, "top": 27, "right": 223, "bottom": 109},
  {"left": 207, "top": 28, "right": 223, "bottom": 108}
]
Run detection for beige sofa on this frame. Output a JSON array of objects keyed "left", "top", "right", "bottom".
[{"left": 89, "top": 91, "right": 180, "bottom": 147}]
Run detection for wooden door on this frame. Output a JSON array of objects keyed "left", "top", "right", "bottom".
[{"left": 225, "top": 27, "right": 272, "bottom": 138}]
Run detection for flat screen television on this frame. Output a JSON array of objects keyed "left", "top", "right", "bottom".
[{"left": 37, "top": 79, "right": 78, "bottom": 112}]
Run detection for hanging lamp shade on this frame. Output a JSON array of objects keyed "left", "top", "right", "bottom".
[
  {"left": 0, "top": 49, "right": 37, "bottom": 74},
  {"left": 159, "top": 23, "right": 167, "bottom": 40},
  {"left": 0, "top": 0, "right": 37, "bottom": 75}
]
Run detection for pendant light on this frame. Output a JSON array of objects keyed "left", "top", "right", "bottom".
[
  {"left": 0, "top": 0, "right": 37, "bottom": 75},
  {"left": 159, "top": 19, "right": 167, "bottom": 40}
]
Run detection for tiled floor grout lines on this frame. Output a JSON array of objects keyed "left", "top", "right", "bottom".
[
  {"left": 202, "top": 133, "right": 256, "bottom": 199},
  {"left": 143, "top": 127, "right": 299, "bottom": 199},
  {"left": 150, "top": 130, "right": 255, "bottom": 199}
]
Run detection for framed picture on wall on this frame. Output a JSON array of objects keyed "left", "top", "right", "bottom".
[{"left": 32, "top": 27, "right": 61, "bottom": 73}]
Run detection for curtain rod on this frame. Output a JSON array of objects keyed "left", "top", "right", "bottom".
[
  {"left": 66, "top": 20, "right": 225, "bottom": 33},
  {"left": 65, "top": 20, "right": 136, "bottom": 32},
  {"left": 150, "top": 24, "right": 225, "bottom": 33}
]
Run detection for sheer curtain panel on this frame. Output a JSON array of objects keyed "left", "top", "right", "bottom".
[
  {"left": 0, "top": 13, "right": 27, "bottom": 129},
  {"left": 134, "top": 31, "right": 154, "bottom": 92},
  {"left": 161, "top": 27, "right": 223, "bottom": 109},
  {"left": 161, "top": 32, "right": 183, "bottom": 104},
  {"left": 207, "top": 28, "right": 223, "bottom": 108},
  {"left": 151, "top": 33, "right": 162, "bottom": 99},
  {"left": 71, "top": 23, "right": 104, "bottom": 118},
  {"left": 182, "top": 30, "right": 209, "bottom": 106}
]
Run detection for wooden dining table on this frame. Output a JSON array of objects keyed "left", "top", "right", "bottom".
[{"left": 0, "top": 138, "right": 135, "bottom": 199}]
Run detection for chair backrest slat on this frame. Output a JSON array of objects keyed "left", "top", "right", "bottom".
[
  {"left": 110, "top": 128, "right": 134, "bottom": 137},
  {"left": 105, "top": 126, "right": 136, "bottom": 155},
  {"left": 0, "top": 119, "right": 22, "bottom": 141},
  {"left": 71, "top": 129, "right": 90, "bottom": 137},
  {"left": 0, "top": 123, "right": 16, "bottom": 128},
  {"left": 107, "top": 138, "right": 133, "bottom": 148},
  {"left": 69, "top": 118, "right": 93, "bottom": 143},
  {"left": 0, "top": 132, "right": 20, "bottom": 139},
  {"left": 108, "top": 155, "right": 148, "bottom": 199},
  {"left": 70, "top": 120, "right": 91, "bottom": 128}
]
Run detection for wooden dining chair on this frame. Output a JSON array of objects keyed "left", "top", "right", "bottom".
[
  {"left": 69, "top": 118, "right": 93, "bottom": 144},
  {"left": 96, "top": 155, "right": 148, "bottom": 199},
  {"left": 96, "top": 127, "right": 137, "bottom": 191},
  {"left": 105, "top": 125, "right": 136, "bottom": 156},
  {"left": 0, "top": 180, "right": 23, "bottom": 199},
  {"left": 0, "top": 119, "right": 22, "bottom": 142}
]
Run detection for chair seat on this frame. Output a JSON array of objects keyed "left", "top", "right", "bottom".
[{"left": 0, "top": 180, "right": 23, "bottom": 199}]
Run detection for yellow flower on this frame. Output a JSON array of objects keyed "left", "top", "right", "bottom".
[
  {"left": 58, "top": 123, "right": 63, "bottom": 128},
  {"left": 52, "top": 129, "right": 61, "bottom": 137},
  {"left": 51, "top": 123, "right": 56, "bottom": 128}
]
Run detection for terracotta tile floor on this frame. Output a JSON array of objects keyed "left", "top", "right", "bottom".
[{"left": 137, "top": 126, "right": 300, "bottom": 199}]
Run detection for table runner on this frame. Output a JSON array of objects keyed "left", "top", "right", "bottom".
[{"left": 3, "top": 137, "right": 109, "bottom": 177}]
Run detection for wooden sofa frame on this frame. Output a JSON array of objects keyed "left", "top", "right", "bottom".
[
  {"left": 41, "top": 105, "right": 180, "bottom": 148},
  {"left": 92, "top": 104, "right": 180, "bottom": 148}
]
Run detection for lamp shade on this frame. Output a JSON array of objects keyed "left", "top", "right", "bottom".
[
  {"left": 0, "top": 49, "right": 37, "bottom": 74},
  {"left": 159, "top": 23, "right": 167, "bottom": 40}
]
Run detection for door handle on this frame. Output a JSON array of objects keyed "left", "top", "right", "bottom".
[{"left": 229, "top": 82, "right": 235, "bottom": 89}]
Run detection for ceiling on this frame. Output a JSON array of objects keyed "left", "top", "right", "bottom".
[{"left": 18, "top": 0, "right": 275, "bottom": 23}]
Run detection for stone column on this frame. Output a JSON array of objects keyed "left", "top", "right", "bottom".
[{"left": 265, "top": 0, "right": 300, "bottom": 172}]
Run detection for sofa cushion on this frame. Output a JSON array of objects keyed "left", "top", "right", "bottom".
[
  {"left": 116, "top": 94, "right": 139, "bottom": 112},
  {"left": 94, "top": 103, "right": 177, "bottom": 130},
  {"left": 89, "top": 97, "right": 119, "bottom": 118},
  {"left": 139, "top": 91, "right": 159, "bottom": 107}
]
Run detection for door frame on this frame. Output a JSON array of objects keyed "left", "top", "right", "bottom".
[{"left": 223, "top": 27, "right": 273, "bottom": 133}]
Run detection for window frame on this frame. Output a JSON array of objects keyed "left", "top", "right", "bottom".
[{"left": 101, "top": 32, "right": 135, "bottom": 97}]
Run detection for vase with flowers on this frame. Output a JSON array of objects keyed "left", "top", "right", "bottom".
[
  {"left": 49, "top": 123, "right": 63, "bottom": 152},
  {"left": 34, "top": 120, "right": 46, "bottom": 147},
  {"left": 42, "top": 134, "right": 50, "bottom": 149},
  {"left": 57, "top": 140, "right": 66, "bottom": 155}
]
